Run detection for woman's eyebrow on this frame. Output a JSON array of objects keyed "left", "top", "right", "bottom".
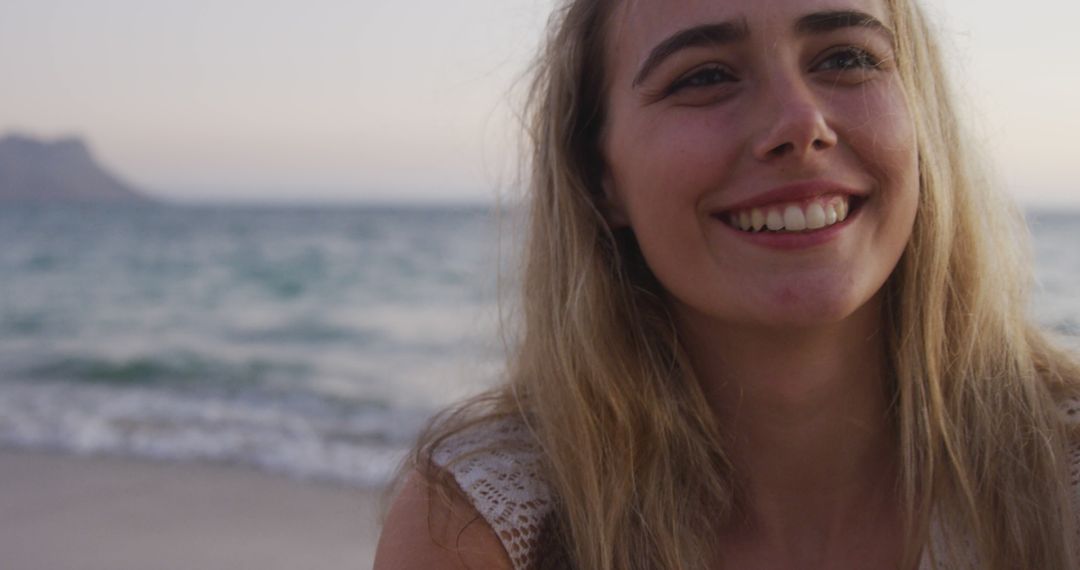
[
  {"left": 632, "top": 10, "right": 894, "bottom": 89},
  {"left": 632, "top": 20, "right": 750, "bottom": 87},
  {"left": 795, "top": 10, "right": 895, "bottom": 42}
]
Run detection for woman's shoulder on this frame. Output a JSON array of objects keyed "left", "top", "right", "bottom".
[
  {"left": 374, "top": 469, "right": 516, "bottom": 569},
  {"left": 428, "top": 415, "right": 555, "bottom": 570},
  {"left": 375, "top": 414, "right": 554, "bottom": 570}
]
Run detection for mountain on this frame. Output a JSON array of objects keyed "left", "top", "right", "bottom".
[{"left": 0, "top": 133, "right": 152, "bottom": 202}]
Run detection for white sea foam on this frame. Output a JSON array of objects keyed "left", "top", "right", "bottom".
[{"left": 0, "top": 380, "right": 419, "bottom": 487}]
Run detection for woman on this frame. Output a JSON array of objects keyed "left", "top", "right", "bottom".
[{"left": 375, "top": 0, "right": 1080, "bottom": 568}]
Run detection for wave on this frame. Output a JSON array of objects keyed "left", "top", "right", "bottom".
[
  {"left": 20, "top": 352, "right": 312, "bottom": 388},
  {"left": 223, "top": 320, "right": 381, "bottom": 345},
  {"left": 0, "top": 380, "right": 426, "bottom": 487}
]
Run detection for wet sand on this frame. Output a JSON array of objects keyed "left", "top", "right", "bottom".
[{"left": 0, "top": 448, "right": 385, "bottom": 570}]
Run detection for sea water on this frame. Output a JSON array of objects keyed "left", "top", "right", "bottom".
[{"left": 0, "top": 203, "right": 1077, "bottom": 487}]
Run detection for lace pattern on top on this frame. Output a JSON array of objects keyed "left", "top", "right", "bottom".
[
  {"left": 1062, "top": 398, "right": 1080, "bottom": 557},
  {"left": 431, "top": 417, "right": 553, "bottom": 570},
  {"left": 435, "top": 400, "right": 1080, "bottom": 570}
]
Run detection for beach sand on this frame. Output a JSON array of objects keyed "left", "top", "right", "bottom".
[{"left": 0, "top": 448, "right": 386, "bottom": 570}]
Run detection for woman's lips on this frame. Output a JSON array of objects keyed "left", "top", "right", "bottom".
[
  {"left": 712, "top": 195, "right": 865, "bottom": 250},
  {"left": 712, "top": 180, "right": 868, "bottom": 214}
]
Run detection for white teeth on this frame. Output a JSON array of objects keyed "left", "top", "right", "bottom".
[
  {"left": 766, "top": 210, "right": 784, "bottom": 231},
  {"left": 751, "top": 208, "right": 765, "bottom": 231},
  {"left": 783, "top": 205, "right": 806, "bottom": 231},
  {"left": 738, "top": 210, "right": 752, "bottom": 231},
  {"left": 726, "top": 195, "right": 854, "bottom": 233},
  {"left": 805, "top": 203, "right": 827, "bottom": 230}
]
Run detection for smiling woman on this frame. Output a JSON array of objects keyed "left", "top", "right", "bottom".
[
  {"left": 374, "top": 0, "right": 1080, "bottom": 569},
  {"left": 601, "top": 4, "right": 919, "bottom": 333}
]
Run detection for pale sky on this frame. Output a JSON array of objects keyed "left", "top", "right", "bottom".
[{"left": 1, "top": 0, "right": 1077, "bottom": 206}]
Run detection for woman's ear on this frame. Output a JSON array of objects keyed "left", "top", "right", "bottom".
[{"left": 601, "top": 171, "right": 630, "bottom": 228}]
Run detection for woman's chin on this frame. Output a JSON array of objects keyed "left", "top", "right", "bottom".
[
  {"left": 693, "top": 284, "right": 882, "bottom": 333},
  {"left": 737, "top": 287, "right": 883, "bottom": 332}
]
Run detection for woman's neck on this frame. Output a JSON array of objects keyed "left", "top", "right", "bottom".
[{"left": 675, "top": 295, "right": 901, "bottom": 563}]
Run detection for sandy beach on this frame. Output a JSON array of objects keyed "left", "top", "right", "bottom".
[{"left": 0, "top": 448, "right": 385, "bottom": 570}]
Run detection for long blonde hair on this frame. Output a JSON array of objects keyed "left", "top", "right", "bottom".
[{"left": 410, "top": 0, "right": 1080, "bottom": 568}]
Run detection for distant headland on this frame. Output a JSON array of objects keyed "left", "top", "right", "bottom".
[{"left": 0, "top": 133, "right": 152, "bottom": 202}]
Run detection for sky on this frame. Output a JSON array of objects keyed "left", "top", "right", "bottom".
[{"left": 1, "top": 0, "right": 1078, "bottom": 206}]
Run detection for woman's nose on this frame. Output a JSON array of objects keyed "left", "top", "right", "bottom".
[{"left": 751, "top": 80, "right": 838, "bottom": 162}]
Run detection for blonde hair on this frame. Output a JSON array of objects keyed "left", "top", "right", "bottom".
[{"left": 409, "top": 0, "right": 1080, "bottom": 568}]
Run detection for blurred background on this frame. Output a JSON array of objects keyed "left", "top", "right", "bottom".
[{"left": 1, "top": 1, "right": 1078, "bottom": 568}]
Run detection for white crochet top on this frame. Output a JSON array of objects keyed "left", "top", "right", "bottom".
[{"left": 432, "top": 401, "right": 1080, "bottom": 570}]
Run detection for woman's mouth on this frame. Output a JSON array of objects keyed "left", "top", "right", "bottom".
[{"left": 718, "top": 194, "right": 865, "bottom": 234}]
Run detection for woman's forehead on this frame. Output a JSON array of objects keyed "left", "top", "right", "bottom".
[
  {"left": 615, "top": 0, "right": 890, "bottom": 28},
  {"left": 606, "top": 0, "right": 893, "bottom": 65}
]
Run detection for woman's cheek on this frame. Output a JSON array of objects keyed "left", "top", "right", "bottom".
[
  {"left": 838, "top": 84, "right": 916, "bottom": 162},
  {"left": 644, "top": 111, "right": 742, "bottom": 189}
]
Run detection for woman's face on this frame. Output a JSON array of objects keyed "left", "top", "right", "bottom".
[{"left": 600, "top": 0, "right": 919, "bottom": 330}]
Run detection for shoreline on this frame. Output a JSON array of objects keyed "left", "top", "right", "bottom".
[{"left": 0, "top": 447, "right": 386, "bottom": 570}]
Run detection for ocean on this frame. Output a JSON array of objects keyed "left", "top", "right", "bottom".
[{"left": 1, "top": 204, "right": 1077, "bottom": 487}]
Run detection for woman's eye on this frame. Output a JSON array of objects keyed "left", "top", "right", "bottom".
[
  {"left": 817, "top": 48, "right": 881, "bottom": 72},
  {"left": 667, "top": 65, "right": 737, "bottom": 94}
]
